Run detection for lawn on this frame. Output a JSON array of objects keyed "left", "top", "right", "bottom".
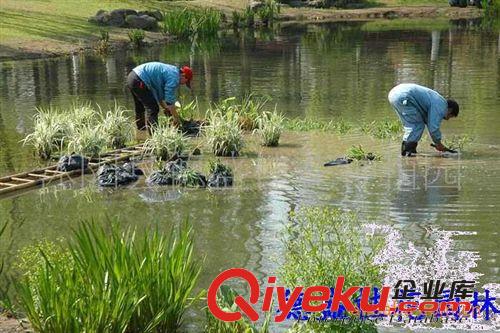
[{"left": 0, "top": 0, "right": 476, "bottom": 59}]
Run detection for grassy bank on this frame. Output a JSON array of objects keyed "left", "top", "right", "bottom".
[{"left": 0, "top": 0, "right": 484, "bottom": 60}]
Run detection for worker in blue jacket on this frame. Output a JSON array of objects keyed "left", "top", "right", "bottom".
[
  {"left": 126, "top": 62, "right": 193, "bottom": 132},
  {"left": 388, "top": 83, "right": 459, "bottom": 156}
]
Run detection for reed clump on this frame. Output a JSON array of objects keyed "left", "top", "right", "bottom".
[
  {"left": 203, "top": 108, "right": 244, "bottom": 157},
  {"left": 255, "top": 109, "right": 284, "bottom": 146},
  {"left": 14, "top": 221, "right": 201, "bottom": 333},
  {"left": 162, "top": 8, "right": 222, "bottom": 39},
  {"left": 143, "top": 122, "right": 188, "bottom": 161},
  {"left": 100, "top": 104, "right": 135, "bottom": 149},
  {"left": 24, "top": 102, "right": 135, "bottom": 159}
]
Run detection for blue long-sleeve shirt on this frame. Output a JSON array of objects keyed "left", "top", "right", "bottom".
[
  {"left": 133, "top": 62, "right": 180, "bottom": 104},
  {"left": 388, "top": 83, "right": 448, "bottom": 143}
]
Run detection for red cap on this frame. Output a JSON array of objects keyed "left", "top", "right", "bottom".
[{"left": 181, "top": 66, "right": 193, "bottom": 88}]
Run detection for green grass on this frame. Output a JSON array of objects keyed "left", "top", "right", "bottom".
[
  {"left": 14, "top": 220, "right": 201, "bottom": 333},
  {"left": 67, "top": 124, "right": 107, "bottom": 158},
  {"left": 361, "top": 18, "right": 451, "bottom": 32},
  {"left": 162, "top": 7, "right": 222, "bottom": 38}
]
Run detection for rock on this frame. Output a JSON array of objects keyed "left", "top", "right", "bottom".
[
  {"left": 97, "top": 163, "right": 143, "bottom": 187},
  {"left": 125, "top": 14, "right": 157, "bottom": 30},
  {"left": 88, "top": 11, "right": 111, "bottom": 25},
  {"left": 192, "top": 148, "right": 201, "bottom": 156},
  {"left": 57, "top": 155, "right": 89, "bottom": 172},
  {"left": 110, "top": 9, "right": 138, "bottom": 19},
  {"left": 137, "top": 10, "right": 163, "bottom": 21}
]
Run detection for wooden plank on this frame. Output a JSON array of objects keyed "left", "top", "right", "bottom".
[
  {"left": 0, "top": 143, "right": 148, "bottom": 197},
  {"left": 28, "top": 173, "right": 51, "bottom": 179},
  {"left": 11, "top": 177, "right": 34, "bottom": 183},
  {"left": 0, "top": 182, "right": 17, "bottom": 187}
]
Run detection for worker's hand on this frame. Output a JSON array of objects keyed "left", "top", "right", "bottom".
[{"left": 433, "top": 142, "right": 447, "bottom": 152}]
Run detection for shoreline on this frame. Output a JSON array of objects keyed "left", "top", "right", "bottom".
[{"left": 0, "top": 5, "right": 483, "bottom": 62}]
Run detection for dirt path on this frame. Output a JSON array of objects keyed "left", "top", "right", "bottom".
[{"left": 0, "top": 316, "right": 25, "bottom": 333}]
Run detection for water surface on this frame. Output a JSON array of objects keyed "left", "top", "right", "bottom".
[{"left": 0, "top": 20, "right": 499, "bottom": 332}]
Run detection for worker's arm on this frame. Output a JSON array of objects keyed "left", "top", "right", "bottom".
[
  {"left": 159, "top": 100, "right": 181, "bottom": 125},
  {"left": 427, "top": 102, "right": 447, "bottom": 151},
  {"left": 162, "top": 73, "right": 181, "bottom": 125}
]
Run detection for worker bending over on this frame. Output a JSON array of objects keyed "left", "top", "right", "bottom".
[
  {"left": 127, "top": 62, "right": 193, "bottom": 132},
  {"left": 388, "top": 83, "right": 459, "bottom": 156}
]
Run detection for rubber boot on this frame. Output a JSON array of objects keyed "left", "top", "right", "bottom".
[{"left": 401, "top": 141, "right": 418, "bottom": 157}]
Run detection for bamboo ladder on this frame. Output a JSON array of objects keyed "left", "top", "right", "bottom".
[{"left": 0, "top": 144, "right": 146, "bottom": 196}]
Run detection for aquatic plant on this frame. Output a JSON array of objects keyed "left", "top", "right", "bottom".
[
  {"left": 243, "top": 6, "right": 256, "bottom": 27},
  {"left": 205, "top": 285, "right": 271, "bottom": 333},
  {"left": 282, "top": 207, "right": 383, "bottom": 287},
  {"left": 100, "top": 104, "right": 135, "bottom": 149},
  {"left": 231, "top": 10, "right": 243, "bottom": 28},
  {"left": 255, "top": 109, "right": 284, "bottom": 146},
  {"left": 177, "top": 168, "right": 207, "bottom": 187},
  {"left": 280, "top": 207, "right": 382, "bottom": 332},
  {"left": 284, "top": 118, "right": 337, "bottom": 132},
  {"left": 95, "top": 29, "right": 110, "bottom": 54},
  {"left": 361, "top": 119, "right": 402, "bottom": 139},
  {"left": 22, "top": 107, "right": 68, "bottom": 159},
  {"left": 444, "top": 134, "right": 474, "bottom": 150},
  {"left": 257, "top": 0, "right": 280, "bottom": 26},
  {"left": 162, "top": 8, "right": 221, "bottom": 39},
  {"left": 207, "top": 159, "right": 234, "bottom": 187},
  {"left": 333, "top": 118, "right": 353, "bottom": 134},
  {"left": 67, "top": 102, "right": 99, "bottom": 130},
  {"left": 346, "top": 145, "right": 380, "bottom": 161},
  {"left": 15, "top": 220, "right": 201, "bottom": 333},
  {"left": 67, "top": 124, "right": 107, "bottom": 158},
  {"left": 127, "top": 29, "right": 145, "bottom": 48},
  {"left": 239, "top": 94, "right": 269, "bottom": 130},
  {"left": 176, "top": 99, "right": 199, "bottom": 121},
  {"left": 204, "top": 109, "right": 244, "bottom": 156},
  {"left": 143, "top": 122, "right": 188, "bottom": 161}
]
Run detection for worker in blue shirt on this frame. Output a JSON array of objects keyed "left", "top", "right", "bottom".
[
  {"left": 388, "top": 83, "right": 460, "bottom": 156},
  {"left": 126, "top": 62, "right": 193, "bottom": 132}
]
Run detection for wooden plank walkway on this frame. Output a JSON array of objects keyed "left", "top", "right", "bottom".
[{"left": 0, "top": 144, "right": 145, "bottom": 197}]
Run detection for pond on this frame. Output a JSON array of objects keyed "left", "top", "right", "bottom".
[{"left": 0, "top": 19, "right": 499, "bottom": 332}]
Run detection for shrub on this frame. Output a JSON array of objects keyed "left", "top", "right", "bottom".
[
  {"left": 242, "top": 6, "right": 255, "bottom": 27},
  {"left": 15, "top": 220, "right": 201, "bottom": 333},
  {"left": 204, "top": 109, "right": 244, "bottom": 157},
  {"left": 128, "top": 29, "right": 145, "bottom": 47},
  {"left": 255, "top": 109, "right": 284, "bottom": 146},
  {"left": 280, "top": 207, "right": 383, "bottom": 332},
  {"left": 143, "top": 122, "right": 188, "bottom": 161},
  {"left": 100, "top": 104, "right": 135, "bottom": 149}
]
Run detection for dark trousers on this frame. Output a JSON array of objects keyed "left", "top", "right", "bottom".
[{"left": 126, "top": 71, "right": 159, "bottom": 131}]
